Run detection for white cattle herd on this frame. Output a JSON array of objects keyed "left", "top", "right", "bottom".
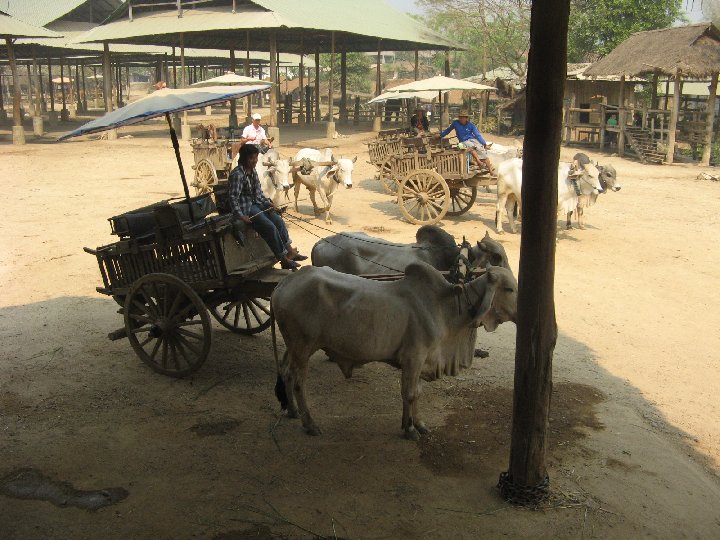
[{"left": 233, "top": 144, "right": 620, "bottom": 439}]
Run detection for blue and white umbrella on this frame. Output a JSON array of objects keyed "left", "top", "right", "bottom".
[
  {"left": 58, "top": 85, "right": 270, "bottom": 205},
  {"left": 58, "top": 85, "right": 270, "bottom": 140}
]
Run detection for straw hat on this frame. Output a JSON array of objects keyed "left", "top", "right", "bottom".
[{"left": 457, "top": 109, "right": 471, "bottom": 118}]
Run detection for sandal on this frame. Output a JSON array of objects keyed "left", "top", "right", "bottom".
[
  {"left": 280, "top": 259, "right": 300, "bottom": 270},
  {"left": 292, "top": 253, "right": 308, "bottom": 261}
]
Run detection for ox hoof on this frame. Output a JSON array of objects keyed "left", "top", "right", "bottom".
[
  {"left": 285, "top": 407, "right": 299, "bottom": 419},
  {"left": 578, "top": 224, "right": 586, "bottom": 230},
  {"left": 304, "top": 425, "right": 322, "bottom": 436},
  {"left": 496, "top": 229, "right": 504, "bottom": 235},
  {"left": 415, "top": 422, "right": 429, "bottom": 435},
  {"left": 403, "top": 427, "right": 421, "bottom": 441}
]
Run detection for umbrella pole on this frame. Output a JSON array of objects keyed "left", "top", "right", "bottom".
[{"left": 165, "top": 112, "right": 194, "bottom": 222}]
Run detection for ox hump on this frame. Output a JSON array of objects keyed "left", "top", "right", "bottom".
[
  {"left": 402, "top": 262, "right": 455, "bottom": 293},
  {"left": 415, "top": 225, "right": 456, "bottom": 249}
]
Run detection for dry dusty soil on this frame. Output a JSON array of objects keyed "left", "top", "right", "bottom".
[{"left": 1, "top": 111, "right": 720, "bottom": 539}]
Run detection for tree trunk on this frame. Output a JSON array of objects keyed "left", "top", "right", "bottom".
[
  {"left": 500, "top": 0, "right": 569, "bottom": 505},
  {"left": 666, "top": 69, "right": 682, "bottom": 164}
]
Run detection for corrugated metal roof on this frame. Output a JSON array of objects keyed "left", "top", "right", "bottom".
[
  {"left": 0, "top": 0, "right": 120, "bottom": 28},
  {"left": 74, "top": 1, "right": 458, "bottom": 52},
  {"left": 0, "top": 11, "right": 62, "bottom": 38}
]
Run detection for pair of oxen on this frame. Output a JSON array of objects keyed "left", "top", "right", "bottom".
[{"left": 271, "top": 227, "right": 518, "bottom": 440}]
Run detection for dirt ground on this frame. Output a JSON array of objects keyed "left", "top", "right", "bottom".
[{"left": 1, "top": 109, "right": 720, "bottom": 539}]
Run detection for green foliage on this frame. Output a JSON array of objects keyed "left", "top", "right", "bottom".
[
  {"left": 318, "top": 52, "right": 373, "bottom": 94},
  {"left": 567, "top": 0, "right": 686, "bottom": 61}
]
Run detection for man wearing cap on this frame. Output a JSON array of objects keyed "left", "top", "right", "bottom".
[
  {"left": 241, "top": 113, "right": 273, "bottom": 153},
  {"left": 440, "top": 110, "right": 495, "bottom": 175},
  {"left": 410, "top": 107, "right": 429, "bottom": 134}
]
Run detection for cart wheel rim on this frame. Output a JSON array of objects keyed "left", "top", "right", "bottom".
[
  {"left": 193, "top": 159, "right": 218, "bottom": 196},
  {"left": 397, "top": 169, "right": 450, "bottom": 225},
  {"left": 124, "top": 273, "right": 212, "bottom": 377},
  {"left": 211, "top": 295, "right": 272, "bottom": 335},
  {"left": 379, "top": 158, "right": 399, "bottom": 194},
  {"left": 447, "top": 185, "right": 478, "bottom": 216}
]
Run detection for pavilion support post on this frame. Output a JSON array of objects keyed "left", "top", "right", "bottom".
[
  {"left": 245, "top": 32, "right": 252, "bottom": 123},
  {"left": 0, "top": 65, "right": 5, "bottom": 121},
  {"left": 298, "top": 39, "right": 305, "bottom": 123},
  {"left": 92, "top": 66, "right": 100, "bottom": 109},
  {"left": 172, "top": 46, "right": 177, "bottom": 88},
  {"left": 701, "top": 71, "right": 718, "bottom": 166},
  {"left": 6, "top": 38, "right": 25, "bottom": 144},
  {"left": 340, "top": 47, "right": 347, "bottom": 124},
  {"left": 499, "top": 0, "right": 569, "bottom": 506},
  {"left": 618, "top": 74, "right": 626, "bottom": 156},
  {"left": 60, "top": 62, "right": 68, "bottom": 121},
  {"left": 81, "top": 62, "right": 88, "bottom": 113},
  {"left": 373, "top": 41, "right": 382, "bottom": 132},
  {"left": 327, "top": 31, "right": 336, "bottom": 138},
  {"left": 180, "top": 33, "right": 191, "bottom": 141},
  {"left": 125, "top": 65, "right": 130, "bottom": 104},
  {"left": 38, "top": 55, "right": 47, "bottom": 114},
  {"left": 268, "top": 31, "right": 280, "bottom": 145},
  {"left": 31, "top": 54, "right": 43, "bottom": 136},
  {"left": 414, "top": 49, "right": 420, "bottom": 113},
  {"left": 229, "top": 48, "right": 238, "bottom": 128},
  {"left": 442, "top": 51, "right": 450, "bottom": 127},
  {"left": 72, "top": 62, "right": 80, "bottom": 117},
  {"left": 25, "top": 63, "right": 33, "bottom": 114},
  {"left": 48, "top": 58, "right": 57, "bottom": 122},
  {"left": 666, "top": 68, "right": 682, "bottom": 164},
  {"left": 314, "top": 50, "right": 321, "bottom": 124},
  {"left": 102, "top": 43, "right": 117, "bottom": 139}
]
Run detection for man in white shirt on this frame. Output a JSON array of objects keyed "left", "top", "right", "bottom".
[{"left": 241, "top": 113, "right": 273, "bottom": 153}]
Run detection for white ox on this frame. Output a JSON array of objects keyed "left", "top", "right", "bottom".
[
  {"left": 231, "top": 149, "right": 294, "bottom": 208},
  {"left": 272, "top": 262, "right": 518, "bottom": 440},
  {"left": 495, "top": 157, "right": 604, "bottom": 234},
  {"left": 292, "top": 148, "right": 356, "bottom": 224},
  {"left": 487, "top": 142, "right": 523, "bottom": 171}
]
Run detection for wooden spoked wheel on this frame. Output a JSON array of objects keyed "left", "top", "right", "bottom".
[
  {"left": 210, "top": 295, "right": 272, "bottom": 335},
  {"left": 193, "top": 159, "right": 218, "bottom": 196},
  {"left": 397, "top": 169, "right": 450, "bottom": 225},
  {"left": 379, "top": 158, "right": 399, "bottom": 194},
  {"left": 124, "top": 273, "right": 212, "bottom": 377},
  {"left": 447, "top": 185, "right": 478, "bottom": 216}
]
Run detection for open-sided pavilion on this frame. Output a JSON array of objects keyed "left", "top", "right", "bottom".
[{"left": 72, "top": 0, "right": 459, "bottom": 139}]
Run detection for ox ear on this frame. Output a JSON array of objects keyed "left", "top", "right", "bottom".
[
  {"left": 477, "top": 240, "right": 488, "bottom": 252},
  {"left": 352, "top": 156, "right": 358, "bottom": 163}
]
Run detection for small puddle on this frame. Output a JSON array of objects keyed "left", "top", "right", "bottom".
[{"left": 0, "top": 468, "right": 128, "bottom": 511}]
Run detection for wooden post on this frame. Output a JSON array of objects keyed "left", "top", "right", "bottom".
[
  {"left": 269, "top": 31, "right": 278, "bottom": 127},
  {"left": 298, "top": 38, "right": 305, "bottom": 123},
  {"left": 229, "top": 48, "right": 237, "bottom": 127},
  {"left": 328, "top": 32, "right": 335, "bottom": 122},
  {"left": 48, "top": 58, "right": 55, "bottom": 113},
  {"left": 618, "top": 74, "right": 626, "bottom": 156},
  {"left": 6, "top": 37, "right": 25, "bottom": 143},
  {"left": 75, "top": 62, "right": 82, "bottom": 112},
  {"left": 38, "top": 56, "right": 46, "bottom": 113},
  {"left": 245, "top": 31, "right": 252, "bottom": 121},
  {"left": 701, "top": 72, "right": 718, "bottom": 166},
  {"left": 314, "top": 49, "right": 320, "bottom": 123},
  {"left": 31, "top": 57, "right": 42, "bottom": 116},
  {"left": 340, "top": 48, "right": 347, "bottom": 123},
  {"left": 651, "top": 70, "right": 659, "bottom": 110},
  {"left": 374, "top": 41, "right": 382, "bottom": 130},
  {"left": 500, "top": 0, "right": 569, "bottom": 505},
  {"left": 666, "top": 68, "right": 682, "bottom": 164},
  {"left": 172, "top": 46, "right": 177, "bottom": 88},
  {"left": 81, "top": 62, "right": 88, "bottom": 112},
  {"left": 354, "top": 95, "right": 360, "bottom": 125},
  {"left": 599, "top": 103, "right": 606, "bottom": 150},
  {"left": 443, "top": 52, "right": 450, "bottom": 123},
  {"left": 60, "top": 62, "right": 68, "bottom": 119}
]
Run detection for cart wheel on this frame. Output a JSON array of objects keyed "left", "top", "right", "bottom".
[
  {"left": 447, "top": 185, "right": 478, "bottom": 216},
  {"left": 211, "top": 294, "right": 272, "bottom": 335},
  {"left": 124, "top": 273, "right": 212, "bottom": 377},
  {"left": 397, "top": 169, "right": 450, "bottom": 225},
  {"left": 193, "top": 159, "right": 218, "bottom": 196},
  {"left": 379, "top": 158, "right": 398, "bottom": 194}
]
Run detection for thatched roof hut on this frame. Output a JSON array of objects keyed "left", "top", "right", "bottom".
[{"left": 585, "top": 22, "right": 720, "bottom": 78}]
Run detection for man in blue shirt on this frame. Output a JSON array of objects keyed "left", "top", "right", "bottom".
[{"left": 440, "top": 110, "right": 495, "bottom": 175}]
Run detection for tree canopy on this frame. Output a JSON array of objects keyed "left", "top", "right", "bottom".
[{"left": 417, "top": 0, "right": 686, "bottom": 75}]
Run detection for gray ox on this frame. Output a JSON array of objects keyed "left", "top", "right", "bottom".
[
  {"left": 272, "top": 262, "right": 518, "bottom": 440},
  {"left": 571, "top": 153, "right": 621, "bottom": 229},
  {"left": 311, "top": 225, "right": 511, "bottom": 274}
]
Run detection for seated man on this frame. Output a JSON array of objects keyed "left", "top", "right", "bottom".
[
  {"left": 440, "top": 110, "right": 495, "bottom": 175},
  {"left": 241, "top": 113, "right": 273, "bottom": 153},
  {"left": 410, "top": 107, "right": 429, "bottom": 134},
  {"left": 605, "top": 114, "right": 618, "bottom": 146},
  {"left": 228, "top": 144, "right": 306, "bottom": 270}
]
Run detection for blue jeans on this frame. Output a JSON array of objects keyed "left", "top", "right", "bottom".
[{"left": 249, "top": 203, "right": 290, "bottom": 259}]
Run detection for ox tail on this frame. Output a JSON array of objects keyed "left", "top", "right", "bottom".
[{"left": 270, "top": 301, "right": 289, "bottom": 410}]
